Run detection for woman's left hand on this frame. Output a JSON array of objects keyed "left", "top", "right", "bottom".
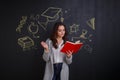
[{"left": 66, "top": 50, "right": 73, "bottom": 58}]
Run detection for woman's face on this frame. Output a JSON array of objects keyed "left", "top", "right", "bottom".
[{"left": 57, "top": 25, "right": 65, "bottom": 38}]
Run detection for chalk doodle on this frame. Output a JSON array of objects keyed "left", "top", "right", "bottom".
[
  {"left": 80, "top": 29, "right": 88, "bottom": 39},
  {"left": 17, "top": 36, "right": 34, "bottom": 51},
  {"left": 38, "top": 7, "right": 63, "bottom": 30},
  {"left": 86, "top": 17, "right": 95, "bottom": 30},
  {"left": 16, "top": 7, "right": 95, "bottom": 53},
  {"left": 16, "top": 16, "right": 27, "bottom": 33},
  {"left": 69, "top": 24, "right": 79, "bottom": 34},
  {"left": 28, "top": 22, "right": 39, "bottom": 38},
  {"left": 83, "top": 44, "right": 93, "bottom": 53}
]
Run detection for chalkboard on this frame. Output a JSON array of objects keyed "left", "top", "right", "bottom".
[{"left": 1, "top": 0, "right": 120, "bottom": 80}]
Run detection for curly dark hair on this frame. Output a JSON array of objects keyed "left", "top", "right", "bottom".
[{"left": 50, "top": 22, "right": 68, "bottom": 49}]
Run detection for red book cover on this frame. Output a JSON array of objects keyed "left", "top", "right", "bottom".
[{"left": 60, "top": 41, "right": 83, "bottom": 54}]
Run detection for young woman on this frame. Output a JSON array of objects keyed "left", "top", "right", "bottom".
[{"left": 41, "top": 22, "right": 73, "bottom": 80}]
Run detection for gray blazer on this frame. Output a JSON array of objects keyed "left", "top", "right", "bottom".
[{"left": 42, "top": 39, "right": 72, "bottom": 80}]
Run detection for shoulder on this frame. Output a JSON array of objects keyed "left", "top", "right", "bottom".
[
  {"left": 46, "top": 38, "right": 51, "bottom": 42},
  {"left": 45, "top": 38, "right": 52, "bottom": 44}
]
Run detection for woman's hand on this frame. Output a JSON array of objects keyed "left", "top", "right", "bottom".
[
  {"left": 40, "top": 41, "right": 49, "bottom": 53},
  {"left": 66, "top": 50, "right": 73, "bottom": 58}
]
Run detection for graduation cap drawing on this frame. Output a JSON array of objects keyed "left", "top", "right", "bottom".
[{"left": 38, "top": 7, "right": 62, "bottom": 30}]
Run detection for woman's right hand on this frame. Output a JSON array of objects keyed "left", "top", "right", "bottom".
[{"left": 40, "top": 41, "right": 49, "bottom": 50}]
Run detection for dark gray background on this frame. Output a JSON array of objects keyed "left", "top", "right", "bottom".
[{"left": 0, "top": 0, "right": 120, "bottom": 80}]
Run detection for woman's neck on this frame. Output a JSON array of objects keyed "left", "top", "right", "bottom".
[
  {"left": 57, "top": 37, "right": 63, "bottom": 41},
  {"left": 56, "top": 37, "right": 63, "bottom": 44}
]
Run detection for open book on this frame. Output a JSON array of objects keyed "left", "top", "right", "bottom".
[{"left": 60, "top": 41, "right": 83, "bottom": 54}]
